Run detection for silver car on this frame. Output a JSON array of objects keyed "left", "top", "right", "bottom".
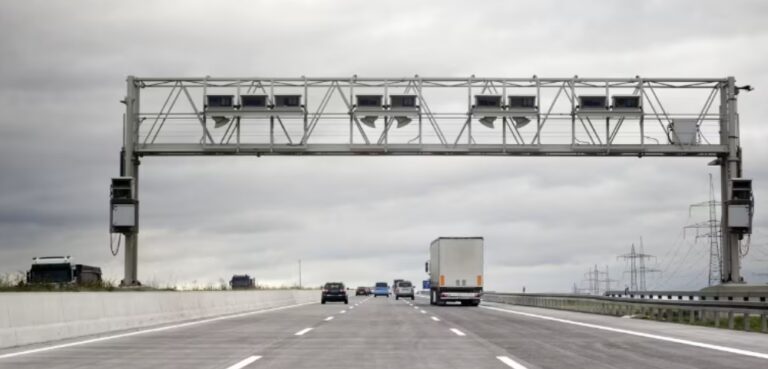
[{"left": 394, "top": 280, "right": 415, "bottom": 300}]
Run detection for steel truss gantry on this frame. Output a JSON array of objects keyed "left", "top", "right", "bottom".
[{"left": 118, "top": 75, "right": 748, "bottom": 287}]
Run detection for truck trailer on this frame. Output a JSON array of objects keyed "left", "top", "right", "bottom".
[{"left": 426, "top": 237, "right": 484, "bottom": 306}]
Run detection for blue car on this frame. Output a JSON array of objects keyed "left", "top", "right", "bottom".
[{"left": 373, "top": 282, "right": 390, "bottom": 297}]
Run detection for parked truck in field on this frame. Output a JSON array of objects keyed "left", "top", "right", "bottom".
[
  {"left": 426, "top": 237, "right": 484, "bottom": 306},
  {"left": 229, "top": 274, "right": 256, "bottom": 289},
  {"left": 26, "top": 256, "right": 102, "bottom": 285}
]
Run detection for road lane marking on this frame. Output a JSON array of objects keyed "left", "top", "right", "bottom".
[
  {"left": 340, "top": 310, "right": 346, "bottom": 314},
  {"left": 431, "top": 316, "right": 440, "bottom": 322},
  {"left": 226, "top": 355, "right": 262, "bottom": 369},
  {"left": 420, "top": 310, "right": 427, "bottom": 314},
  {"left": 414, "top": 306, "right": 419, "bottom": 309},
  {"left": 295, "top": 328, "right": 313, "bottom": 336},
  {"left": 450, "top": 328, "right": 466, "bottom": 336},
  {"left": 325, "top": 316, "right": 334, "bottom": 321},
  {"left": 350, "top": 306, "right": 354, "bottom": 309},
  {"left": 0, "top": 301, "right": 315, "bottom": 360},
  {"left": 497, "top": 356, "right": 528, "bottom": 369},
  {"left": 481, "top": 305, "right": 768, "bottom": 360}
]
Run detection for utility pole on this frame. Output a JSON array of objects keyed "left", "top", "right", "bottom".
[
  {"left": 618, "top": 239, "right": 660, "bottom": 291},
  {"left": 684, "top": 174, "right": 722, "bottom": 286}
]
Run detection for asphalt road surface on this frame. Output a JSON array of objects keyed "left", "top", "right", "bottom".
[{"left": 1, "top": 294, "right": 767, "bottom": 368}]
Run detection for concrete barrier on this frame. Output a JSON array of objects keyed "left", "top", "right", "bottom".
[{"left": 0, "top": 290, "right": 318, "bottom": 349}]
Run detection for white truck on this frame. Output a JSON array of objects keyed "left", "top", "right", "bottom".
[{"left": 426, "top": 237, "right": 484, "bottom": 306}]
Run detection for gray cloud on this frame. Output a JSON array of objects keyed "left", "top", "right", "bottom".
[{"left": 1, "top": 0, "right": 767, "bottom": 292}]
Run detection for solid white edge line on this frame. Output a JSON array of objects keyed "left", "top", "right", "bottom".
[
  {"left": 450, "top": 328, "right": 466, "bottom": 336},
  {"left": 294, "top": 328, "right": 313, "bottom": 336},
  {"left": 431, "top": 316, "right": 440, "bottom": 321},
  {"left": 226, "top": 355, "right": 262, "bottom": 369},
  {"left": 324, "top": 316, "right": 334, "bottom": 321},
  {"left": 481, "top": 305, "right": 768, "bottom": 360},
  {"left": 0, "top": 301, "right": 315, "bottom": 360},
  {"left": 497, "top": 356, "right": 528, "bottom": 369}
]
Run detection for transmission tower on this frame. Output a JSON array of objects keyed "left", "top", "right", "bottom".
[
  {"left": 618, "top": 239, "right": 660, "bottom": 291},
  {"left": 602, "top": 265, "right": 617, "bottom": 293},
  {"left": 583, "top": 265, "right": 600, "bottom": 295},
  {"left": 684, "top": 174, "right": 722, "bottom": 286}
]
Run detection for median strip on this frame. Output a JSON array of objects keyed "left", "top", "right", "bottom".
[
  {"left": 0, "top": 301, "right": 314, "bottom": 360},
  {"left": 225, "top": 355, "right": 262, "bottom": 369}
]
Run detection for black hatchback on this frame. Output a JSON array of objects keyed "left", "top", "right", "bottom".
[{"left": 322, "top": 282, "right": 348, "bottom": 304}]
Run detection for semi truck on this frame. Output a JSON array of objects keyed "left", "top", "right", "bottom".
[
  {"left": 26, "top": 256, "right": 102, "bottom": 285},
  {"left": 426, "top": 237, "right": 484, "bottom": 306}
]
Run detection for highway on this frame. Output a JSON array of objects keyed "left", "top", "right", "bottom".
[{"left": 1, "top": 294, "right": 767, "bottom": 369}]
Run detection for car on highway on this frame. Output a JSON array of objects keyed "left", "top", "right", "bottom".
[
  {"left": 394, "top": 280, "right": 415, "bottom": 300},
  {"left": 372, "top": 282, "right": 390, "bottom": 297},
  {"left": 321, "top": 282, "right": 348, "bottom": 304},
  {"left": 355, "top": 286, "right": 370, "bottom": 296}
]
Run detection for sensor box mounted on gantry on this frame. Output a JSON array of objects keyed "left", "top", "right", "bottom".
[
  {"left": 728, "top": 178, "right": 754, "bottom": 235},
  {"left": 668, "top": 119, "right": 700, "bottom": 145},
  {"left": 271, "top": 95, "right": 304, "bottom": 117},
  {"left": 110, "top": 177, "right": 137, "bottom": 233}
]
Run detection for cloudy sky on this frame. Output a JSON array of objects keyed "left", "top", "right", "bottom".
[{"left": 1, "top": 0, "right": 767, "bottom": 292}]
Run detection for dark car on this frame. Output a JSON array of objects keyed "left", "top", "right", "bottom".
[
  {"left": 356, "top": 286, "right": 370, "bottom": 296},
  {"left": 322, "top": 282, "right": 348, "bottom": 304}
]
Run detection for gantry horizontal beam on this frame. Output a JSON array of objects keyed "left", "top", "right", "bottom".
[
  {"left": 135, "top": 76, "right": 728, "bottom": 83},
  {"left": 136, "top": 143, "right": 728, "bottom": 157}
]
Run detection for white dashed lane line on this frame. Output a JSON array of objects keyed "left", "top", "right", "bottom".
[
  {"left": 420, "top": 310, "right": 426, "bottom": 314},
  {"left": 294, "top": 328, "right": 313, "bottom": 336},
  {"left": 450, "top": 328, "right": 466, "bottom": 337},
  {"left": 340, "top": 310, "right": 346, "bottom": 314},
  {"left": 497, "top": 356, "right": 528, "bottom": 369},
  {"left": 431, "top": 316, "right": 440, "bottom": 322},
  {"left": 225, "top": 355, "right": 262, "bottom": 369},
  {"left": 324, "top": 316, "right": 334, "bottom": 321}
]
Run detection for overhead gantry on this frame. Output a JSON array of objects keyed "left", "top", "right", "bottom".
[{"left": 110, "top": 75, "right": 753, "bottom": 287}]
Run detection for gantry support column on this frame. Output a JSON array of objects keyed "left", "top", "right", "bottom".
[
  {"left": 122, "top": 75, "right": 141, "bottom": 286},
  {"left": 720, "top": 77, "right": 742, "bottom": 284}
]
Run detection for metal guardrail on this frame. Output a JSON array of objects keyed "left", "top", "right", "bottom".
[
  {"left": 604, "top": 289, "right": 768, "bottom": 303},
  {"left": 483, "top": 292, "right": 768, "bottom": 333}
]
